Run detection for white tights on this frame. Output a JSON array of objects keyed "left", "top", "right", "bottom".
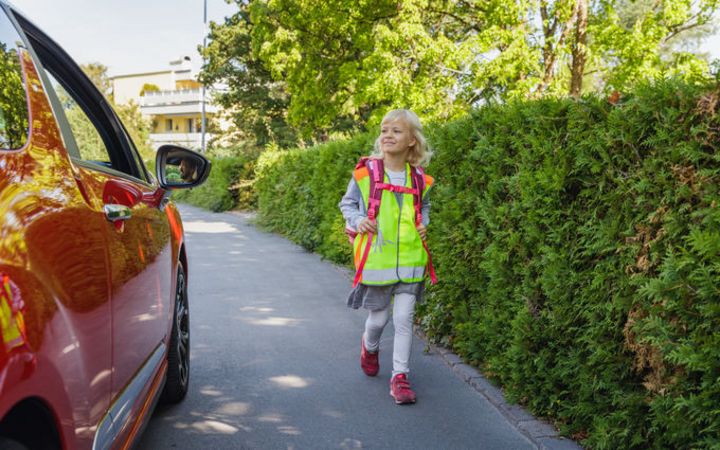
[{"left": 363, "top": 293, "right": 416, "bottom": 376}]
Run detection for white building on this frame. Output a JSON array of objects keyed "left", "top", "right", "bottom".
[{"left": 111, "top": 57, "right": 221, "bottom": 150}]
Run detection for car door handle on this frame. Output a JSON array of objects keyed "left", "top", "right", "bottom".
[{"left": 104, "top": 204, "right": 132, "bottom": 222}]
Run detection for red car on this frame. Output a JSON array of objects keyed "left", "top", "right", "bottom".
[{"left": 0, "top": 3, "right": 210, "bottom": 449}]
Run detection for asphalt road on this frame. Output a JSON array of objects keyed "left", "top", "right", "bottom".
[{"left": 136, "top": 204, "right": 536, "bottom": 450}]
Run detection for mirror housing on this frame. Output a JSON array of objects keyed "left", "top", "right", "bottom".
[{"left": 155, "top": 145, "right": 211, "bottom": 189}]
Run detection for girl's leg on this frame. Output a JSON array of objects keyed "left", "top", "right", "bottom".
[
  {"left": 364, "top": 305, "right": 390, "bottom": 352},
  {"left": 391, "top": 293, "right": 416, "bottom": 376}
]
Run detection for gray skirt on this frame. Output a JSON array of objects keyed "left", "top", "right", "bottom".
[{"left": 346, "top": 282, "right": 425, "bottom": 311}]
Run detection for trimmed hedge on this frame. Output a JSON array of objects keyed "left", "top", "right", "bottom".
[
  {"left": 255, "top": 80, "right": 720, "bottom": 448},
  {"left": 173, "top": 154, "right": 257, "bottom": 212},
  {"left": 255, "top": 133, "right": 376, "bottom": 262}
]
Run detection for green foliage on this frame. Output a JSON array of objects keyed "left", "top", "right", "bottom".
[
  {"left": 81, "top": 62, "right": 113, "bottom": 99},
  {"left": 63, "top": 103, "right": 108, "bottom": 161},
  {"left": 203, "top": 0, "right": 718, "bottom": 137},
  {"left": 255, "top": 133, "right": 374, "bottom": 260},
  {"left": 115, "top": 100, "right": 154, "bottom": 161},
  {"left": 139, "top": 83, "right": 160, "bottom": 96},
  {"left": 254, "top": 79, "right": 720, "bottom": 448},
  {"left": 173, "top": 153, "right": 258, "bottom": 212},
  {"left": 248, "top": 0, "right": 468, "bottom": 134},
  {"left": 80, "top": 63, "right": 154, "bottom": 161},
  {"left": 591, "top": 0, "right": 718, "bottom": 90},
  {"left": 200, "top": 4, "right": 303, "bottom": 148},
  {"left": 0, "top": 43, "right": 28, "bottom": 149}
]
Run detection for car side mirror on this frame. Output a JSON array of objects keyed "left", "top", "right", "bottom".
[{"left": 155, "top": 145, "right": 211, "bottom": 189}]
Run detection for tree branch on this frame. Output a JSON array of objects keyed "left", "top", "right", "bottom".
[
  {"left": 538, "top": 1, "right": 579, "bottom": 93},
  {"left": 662, "top": 13, "right": 707, "bottom": 44},
  {"left": 426, "top": 6, "right": 485, "bottom": 33}
]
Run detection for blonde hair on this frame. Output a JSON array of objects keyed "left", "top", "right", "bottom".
[{"left": 372, "top": 109, "right": 433, "bottom": 167}]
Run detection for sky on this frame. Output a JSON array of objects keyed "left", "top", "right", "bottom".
[
  {"left": 9, "top": 0, "right": 238, "bottom": 76},
  {"left": 7, "top": 0, "right": 720, "bottom": 78}
]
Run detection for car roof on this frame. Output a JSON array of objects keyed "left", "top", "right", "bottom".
[{"left": 2, "top": 2, "right": 43, "bottom": 39}]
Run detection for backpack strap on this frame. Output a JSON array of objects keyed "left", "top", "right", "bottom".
[
  {"left": 411, "top": 166, "right": 425, "bottom": 227},
  {"left": 367, "top": 158, "right": 384, "bottom": 221},
  {"left": 353, "top": 158, "right": 384, "bottom": 287},
  {"left": 411, "top": 166, "right": 438, "bottom": 285}
]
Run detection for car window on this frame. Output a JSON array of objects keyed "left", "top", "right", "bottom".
[
  {"left": 43, "top": 70, "right": 112, "bottom": 166},
  {"left": 13, "top": 10, "right": 142, "bottom": 178},
  {"left": 119, "top": 119, "right": 150, "bottom": 182},
  {"left": 0, "top": 10, "right": 29, "bottom": 150}
]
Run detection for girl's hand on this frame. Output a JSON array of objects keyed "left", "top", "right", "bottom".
[
  {"left": 358, "top": 217, "right": 377, "bottom": 234},
  {"left": 416, "top": 223, "right": 427, "bottom": 241}
]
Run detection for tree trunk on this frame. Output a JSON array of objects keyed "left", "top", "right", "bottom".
[
  {"left": 536, "top": 1, "right": 578, "bottom": 95},
  {"left": 570, "top": 0, "right": 588, "bottom": 97}
]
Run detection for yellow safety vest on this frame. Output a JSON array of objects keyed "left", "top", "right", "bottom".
[{"left": 352, "top": 163, "right": 433, "bottom": 285}]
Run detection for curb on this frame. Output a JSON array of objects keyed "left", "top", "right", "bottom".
[{"left": 417, "top": 329, "right": 583, "bottom": 450}]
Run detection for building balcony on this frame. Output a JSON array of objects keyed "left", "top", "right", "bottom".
[
  {"left": 149, "top": 132, "right": 214, "bottom": 151},
  {"left": 139, "top": 89, "right": 218, "bottom": 116}
]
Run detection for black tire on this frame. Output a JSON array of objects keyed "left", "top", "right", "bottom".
[
  {"left": 0, "top": 437, "right": 29, "bottom": 450},
  {"left": 161, "top": 263, "right": 190, "bottom": 403}
]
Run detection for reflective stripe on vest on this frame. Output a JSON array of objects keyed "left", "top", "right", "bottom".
[{"left": 353, "top": 163, "right": 429, "bottom": 285}]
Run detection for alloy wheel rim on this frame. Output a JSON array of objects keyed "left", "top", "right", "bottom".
[{"left": 176, "top": 270, "right": 190, "bottom": 387}]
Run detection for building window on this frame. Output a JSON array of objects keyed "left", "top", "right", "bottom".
[
  {"left": 165, "top": 119, "right": 172, "bottom": 132},
  {"left": 186, "top": 118, "right": 193, "bottom": 132}
]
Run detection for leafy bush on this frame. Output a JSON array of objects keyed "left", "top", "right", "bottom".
[
  {"left": 422, "top": 80, "right": 720, "bottom": 449},
  {"left": 255, "top": 79, "right": 720, "bottom": 448},
  {"left": 173, "top": 154, "right": 257, "bottom": 212},
  {"left": 255, "top": 133, "right": 375, "bottom": 261}
]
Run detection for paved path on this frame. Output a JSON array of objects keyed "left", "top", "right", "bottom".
[{"left": 137, "top": 205, "right": 574, "bottom": 450}]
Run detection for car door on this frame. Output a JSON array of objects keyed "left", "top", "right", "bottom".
[
  {"left": 14, "top": 12, "right": 174, "bottom": 435},
  {"left": 0, "top": 8, "right": 113, "bottom": 447}
]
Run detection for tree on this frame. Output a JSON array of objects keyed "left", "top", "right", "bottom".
[
  {"left": 115, "top": 100, "right": 154, "bottom": 161},
  {"left": 80, "top": 63, "right": 154, "bottom": 161},
  {"left": 248, "top": 0, "right": 468, "bottom": 134},
  {"left": 590, "top": 0, "right": 719, "bottom": 90},
  {"left": 200, "top": 4, "right": 302, "bottom": 148},
  {"left": 0, "top": 43, "right": 29, "bottom": 149},
  {"left": 204, "top": 0, "right": 719, "bottom": 136},
  {"left": 82, "top": 62, "right": 113, "bottom": 100},
  {"left": 570, "top": 0, "right": 589, "bottom": 97}
]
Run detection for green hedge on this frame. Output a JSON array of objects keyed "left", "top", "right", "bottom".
[
  {"left": 255, "top": 80, "right": 720, "bottom": 448},
  {"left": 172, "top": 154, "right": 257, "bottom": 212},
  {"left": 255, "top": 133, "right": 376, "bottom": 262}
]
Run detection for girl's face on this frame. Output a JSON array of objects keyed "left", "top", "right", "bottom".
[{"left": 379, "top": 119, "right": 416, "bottom": 157}]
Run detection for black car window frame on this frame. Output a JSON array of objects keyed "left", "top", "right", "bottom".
[{"left": 9, "top": 8, "right": 150, "bottom": 183}]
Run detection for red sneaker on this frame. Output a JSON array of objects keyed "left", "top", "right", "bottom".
[
  {"left": 390, "top": 373, "right": 416, "bottom": 404},
  {"left": 360, "top": 336, "right": 379, "bottom": 376}
]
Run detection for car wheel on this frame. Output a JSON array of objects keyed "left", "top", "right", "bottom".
[
  {"left": 0, "top": 437, "right": 29, "bottom": 450},
  {"left": 161, "top": 263, "right": 190, "bottom": 403}
]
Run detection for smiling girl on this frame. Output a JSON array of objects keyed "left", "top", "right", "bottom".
[{"left": 339, "top": 109, "right": 435, "bottom": 405}]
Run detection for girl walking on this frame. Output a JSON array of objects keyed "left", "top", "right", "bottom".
[{"left": 339, "top": 109, "right": 436, "bottom": 405}]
